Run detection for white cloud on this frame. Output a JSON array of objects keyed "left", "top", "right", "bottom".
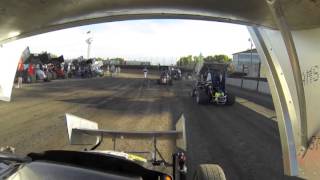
[{"left": 12, "top": 20, "right": 253, "bottom": 65}]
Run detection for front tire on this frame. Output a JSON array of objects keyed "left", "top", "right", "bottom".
[
  {"left": 225, "top": 93, "right": 235, "bottom": 105},
  {"left": 194, "top": 164, "right": 226, "bottom": 180},
  {"left": 196, "top": 89, "right": 209, "bottom": 104}
]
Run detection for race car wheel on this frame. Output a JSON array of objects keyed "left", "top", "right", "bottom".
[
  {"left": 193, "top": 164, "right": 226, "bottom": 180},
  {"left": 196, "top": 89, "right": 209, "bottom": 104},
  {"left": 226, "top": 93, "right": 235, "bottom": 105}
]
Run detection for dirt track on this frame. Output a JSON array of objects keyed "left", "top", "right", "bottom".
[{"left": 0, "top": 71, "right": 299, "bottom": 179}]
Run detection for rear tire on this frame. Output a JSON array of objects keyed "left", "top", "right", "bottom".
[
  {"left": 226, "top": 93, "right": 235, "bottom": 105},
  {"left": 193, "top": 164, "right": 226, "bottom": 180},
  {"left": 196, "top": 89, "right": 209, "bottom": 104}
]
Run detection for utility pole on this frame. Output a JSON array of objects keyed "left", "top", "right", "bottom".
[
  {"left": 248, "top": 38, "right": 254, "bottom": 76},
  {"left": 86, "top": 31, "right": 93, "bottom": 59},
  {"left": 256, "top": 62, "right": 261, "bottom": 91}
]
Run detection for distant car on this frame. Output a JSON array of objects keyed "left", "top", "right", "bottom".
[
  {"left": 157, "top": 71, "right": 173, "bottom": 85},
  {"left": 191, "top": 62, "right": 235, "bottom": 105},
  {"left": 171, "top": 68, "right": 182, "bottom": 80}
]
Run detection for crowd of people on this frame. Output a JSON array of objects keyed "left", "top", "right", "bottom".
[
  {"left": 65, "top": 60, "right": 101, "bottom": 79},
  {"left": 16, "top": 57, "right": 184, "bottom": 89},
  {"left": 16, "top": 60, "right": 55, "bottom": 88},
  {"left": 106, "top": 64, "right": 121, "bottom": 77},
  {"left": 15, "top": 58, "right": 105, "bottom": 88}
]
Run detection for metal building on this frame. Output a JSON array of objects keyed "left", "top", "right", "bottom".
[{"left": 232, "top": 49, "right": 262, "bottom": 77}]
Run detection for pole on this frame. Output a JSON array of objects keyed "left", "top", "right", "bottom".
[
  {"left": 249, "top": 38, "right": 253, "bottom": 76},
  {"left": 250, "top": 40, "right": 253, "bottom": 64},
  {"left": 256, "top": 62, "right": 261, "bottom": 91},
  {"left": 241, "top": 64, "right": 244, "bottom": 88},
  {"left": 86, "top": 31, "right": 92, "bottom": 59}
]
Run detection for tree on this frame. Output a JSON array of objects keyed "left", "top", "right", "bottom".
[
  {"left": 49, "top": 53, "right": 58, "bottom": 58},
  {"left": 177, "top": 53, "right": 231, "bottom": 66},
  {"left": 177, "top": 55, "right": 193, "bottom": 66},
  {"left": 95, "top": 57, "right": 104, "bottom": 61},
  {"left": 109, "top": 57, "right": 125, "bottom": 65},
  {"left": 193, "top": 53, "right": 204, "bottom": 64},
  {"left": 204, "top": 54, "right": 231, "bottom": 63}
]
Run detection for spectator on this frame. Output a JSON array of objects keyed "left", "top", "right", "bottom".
[
  {"left": 115, "top": 66, "right": 118, "bottom": 74},
  {"left": 17, "top": 59, "right": 24, "bottom": 88},
  {"left": 67, "top": 63, "right": 71, "bottom": 78},
  {"left": 28, "top": 63, "right": 35, "bottom": 83},
  {"left": 143, "top": 67, "right": 148, "bottom": 79},
  {"left": 64, "top": 63, "right": 68, "bottom": 78},
  {"left": 110, "top": 64, "right": 115, "bottom": 77}
]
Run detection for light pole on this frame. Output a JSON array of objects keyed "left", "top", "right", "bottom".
[
  {"left": 248, "top": 38, "right": 254, "bottom": 78},
  {"left": 248, "top": 38, "right": 253, "bottom": 65},
  {"left": 86, "top": 31, "right": 93, "bottom": 59}
]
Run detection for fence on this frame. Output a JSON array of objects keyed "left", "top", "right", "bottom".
[{"left": 226, "top": 76, "right": 271, "bottom": 95}]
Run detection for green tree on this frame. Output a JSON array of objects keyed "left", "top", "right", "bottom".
[
  {"left": 49, "top": 53, "right": 58, "bottom": 58},
  {"left": 177, "top": 53, "right": 231, "bottom": 66},
  {"left": 95, "top": 57, "right": 104, "bottom": 61},
  {"left": 110, "top": 57, "right": 125, "bottom": 65},
  {"left": 193, "top": 53, "right": 204, "bottom": 64},
  {"left": 204, "top": 54, "right": 231, "bottom": 63},
  {"left": 177, "top": 55, "right": 193, "bottom": 66}
]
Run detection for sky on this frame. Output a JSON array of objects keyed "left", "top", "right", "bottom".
[{"left": 15, "top": 19, "right": 252, "bottom": 65}]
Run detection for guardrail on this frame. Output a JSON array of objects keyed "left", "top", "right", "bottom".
[{"left": 226, "top": 76, "right": 270, "bottom": 95}]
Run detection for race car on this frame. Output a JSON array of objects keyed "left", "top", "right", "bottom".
[
  {"left": 0, "top": 114, "right": 226, "bottom": 180},
  {"left": 157, "top": 66, "right": 173, "bottom": 85},
  {"left": 171, "top": 68, "right": 182, "bottom": 80},
  {"left": 191, "top": 62, "right": 235, "bottom": 105},
  {"left": 157, "top": 70, "right": 173, "bottom": 85}
]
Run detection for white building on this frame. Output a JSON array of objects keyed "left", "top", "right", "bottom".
[
  {"left": 124, "top": 60, "right": 151, "bottom": 66},
  {"left": 232, "top": 49, "right": 267, "bottom": 78}
]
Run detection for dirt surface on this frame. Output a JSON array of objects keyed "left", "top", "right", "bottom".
[{"left": 0, "top": 71, "right": 299, "bottom": 179}]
